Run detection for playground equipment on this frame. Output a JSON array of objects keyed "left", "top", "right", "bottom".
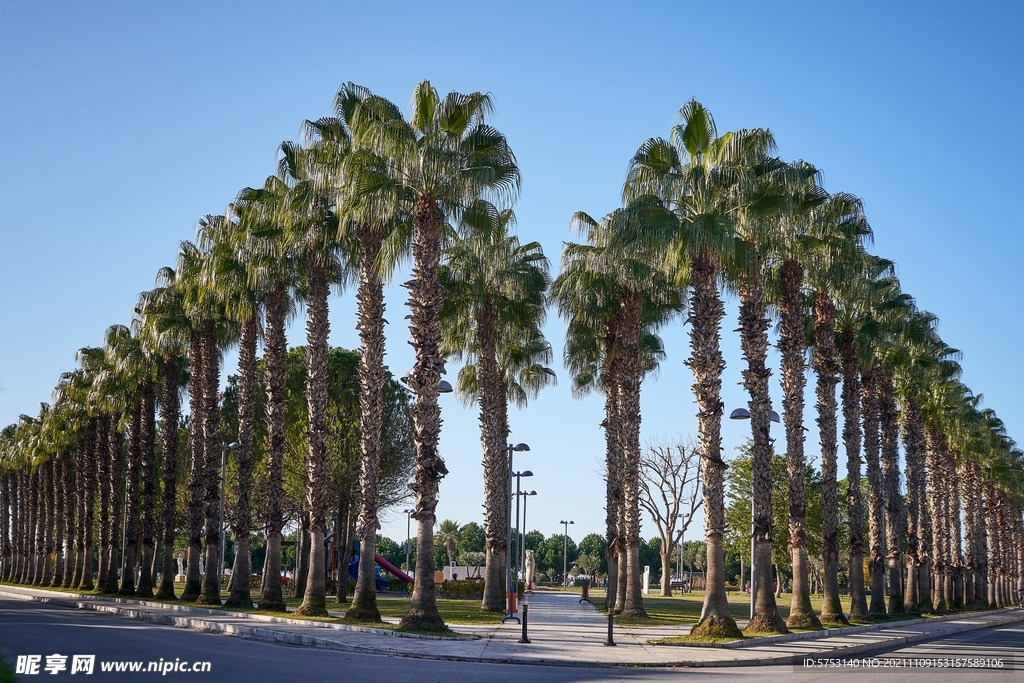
[{"left": 347, "top": 553, "right": 414, "bottom": 591}]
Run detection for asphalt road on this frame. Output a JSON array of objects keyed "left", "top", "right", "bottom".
[{"left": 1, "top": 599, "right": 1020, "bottom": 682}]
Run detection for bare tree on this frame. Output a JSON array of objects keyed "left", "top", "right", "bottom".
[{"left": 640, "top": 436, "right": 702, "bottom": 596}]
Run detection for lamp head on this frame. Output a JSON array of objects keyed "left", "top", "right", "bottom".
[
  {"left": 769, "top": 410, "right": 781, "bottom": 423},
  {"left": 513, "top": 443, "right": 530, "bottom": 452},
  {"left": 521, "top": 470, "right": 533, "bottom": 477},
  {"left": 438, "top": 379, "right": 453, "bottom": 394},
  {"left": 227, "top": 442, "right": 240, "bottom": 450},
  {"left": 729, "top": 408, "right": 750, "bottom": 420}
]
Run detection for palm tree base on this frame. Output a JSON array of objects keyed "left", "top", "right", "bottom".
[
  {"left": 296, "top": 605, "right": 329, "bottom": 617},
  {"left": 786, "top": 611, "right": 822, "bottom": 630},
  {"left": 745, "top": 613, "right": 789, "bottom": 635},
  {"left": 179, "top": 580, "right": 201, "bottom": 602},
  {"left": 257, "top": 598, "right": 287, "bottom": 612},
  {"left": 619, "top": 607, "right": 649, "bottom": 619},
  {"left": 223, "top": 593, "right": 252, "bottom": 608},
  {"left": 344, "top": 593, "right": 383, "bottom": 623},
  {"left": 398, "top": 609, "right": 448, "bottom": 633},
  {"left": 690, "top": 614, "right": 743, "bottom": 639},
  {"left": 819, "top": 611, "right": 849, "bottom": 627},
  {"left": 154, "top": 580, "right": 177, "bottom": 600},
  {"left": 195, "top": 593, "right": 222, "bottom": 606}
]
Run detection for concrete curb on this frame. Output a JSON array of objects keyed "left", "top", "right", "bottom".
[
  {"left": 3, "top": 585, "right": 1022, "bottom": 669},
  {"left": 0, "top": 587, "right": 479, "bottom": 641}
]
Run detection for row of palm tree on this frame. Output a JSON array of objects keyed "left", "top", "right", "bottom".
[
  {"left": 0, "top": 80, "right": 538, "bottom": 632},
  {"left": 554, "top": 99, "right": 1024, "bottom": 634},
  {"left": 1, "top": 91, "right": 1022, "bottom": 637}
]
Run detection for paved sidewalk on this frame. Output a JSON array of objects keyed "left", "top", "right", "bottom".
[{"left": 3, "top": 584, "right": 1022, "bottom": 668}]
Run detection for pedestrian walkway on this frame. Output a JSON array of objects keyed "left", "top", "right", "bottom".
[{"left": 2, "top": 584, "right": 1022, "bottom": 668}]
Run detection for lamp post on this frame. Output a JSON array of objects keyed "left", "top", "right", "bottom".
[
  {"left": 219, "top": 441, "right": 241, "bottom": 592},
  {"left": 403, "top": 508, "right": 415, "bottom": 572},
  {"left": 729, "top": 407, "right": 780, "bottom": 619},
  {"left": 499, "top": 443, "right": 530, "bottom": 624},
  {"left": 559, "top": 520, "right": 574, "bottom": 589},
  {"left": 520, "top": 490, "right": 537, "bottom": 590},
  {"left": 512, "top": 471, "right": 533, "bottom": 587}
]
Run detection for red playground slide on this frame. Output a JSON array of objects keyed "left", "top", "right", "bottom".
[{"left": 374, "top": 554, "right": 413, "bottom": 583}]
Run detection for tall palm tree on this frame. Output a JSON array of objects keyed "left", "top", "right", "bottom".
[
  {"left": 803, "top": 193, "right": 871, "bottom": 625},
  {"left": 304, "top": 83, "right": 410, "bottom": 621},
  {"left": 439, "top": 201, "right": 551, "bottom": 613},
  {"left": 135, "top": 267, "right": 189, "bottom": 599},
  {"left": 275, "top": 139, "right": 350, "bottom": 618},
  {"left": 240, "top": 175, "right": 296, "bottom": 612},
  {"left": 197, "top": 208, "right": 262, "bottom": 608},
  {"left": 624, "top": 100, "right": 774, "bottom": 637},
  {"left": 350, "top": 80, "right": 519, "bottom": 632}
]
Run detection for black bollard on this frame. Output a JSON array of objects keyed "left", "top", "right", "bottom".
[
  {"left": 604, "top": 609, "right": 616, "bottom": 646},
  {"left": 518, "top": 604, "right": 531, "bottom": 644}
]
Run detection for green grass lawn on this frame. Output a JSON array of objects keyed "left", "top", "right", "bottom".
[{"left": 0, "top": 651, "right": 15, "bottom": 683}]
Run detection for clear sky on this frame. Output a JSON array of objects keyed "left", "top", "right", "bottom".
[{"left": 1, "top": 1, "right": 1021, "bottom": 548}]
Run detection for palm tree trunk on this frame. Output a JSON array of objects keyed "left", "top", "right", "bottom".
[
  {"left": 156, "top": 355, "right": 180, "bottom": 600},
  {"left": 1, "top": 474, "right": 10, "bottom": 582},
  {"left": 350, "top": 231, "right": 388, "bottom": 621},
  {"left": 839, "top": 328, "right": 868, "bottom": 621},
  {"left": 95, "top": 416, "right": 111, "bottom": 590},
  {"left": 103, "top": 416, "right": 123, "bottom": 593},
  {"left": 40, "top": 460, "right": 55, "bottom": 587},
  {"left": 28, "top": 469, "right": 40, "bottom": 585},
  {"left": 225, "top": 317, "right": 258, "bottom": 608},
  {"left": 863, "top": 369, "right": 887, "bottom": 616},
  {"left": 199, "top": 321, "right": 223, "bottom": 605},
  {"left": 688, "top": 254, "right": 741, "bottom": 639},
  {"left": 739, "top": 269, "right": 785, "bottom": 633},
  {"left": 137, "top": 377, "right": 157, "bottom": 598},
  {"left": 619, "top": 290, "right": 647, "bottom": 619},
  {"left": 878, "top": 368, "right": 903, "bottom": 614},
  {"left": 294, "top": 514, "right": 310, "bottom": 601},
  {"left": 948, "top": 446, "right": 965, "bottom": 610},
  {"left": 478, "top": 300, "right": 510, "bottom": 613},
  {"left": 926, "top": 426, "right": 948, "bottom": 613},
  {"left": 297, "top": 258, "right": 330, "bottom": 617},
  {"left": 901, "top": 396, "right": 925, "bottom": 614},
  {"left": 61, "top": 457, "right": 76, "bottom": 588},
  {"left": 399, "top": 197, "right": 448, "bottom": 632},
  {"left": 813, "top": 291, "right": 846, "bottom": 625},
  {"left": 77, "top": 419, "right": 97, "bottom": 591},
  {"left": 603, "top": 348, "right": 622, "bottom": 614},
  {"left": 778, "top": 260, "right": 821, "bottom": 630},
  {"left": 259, "top": 282, "right": 288, "bottom": 612},
  {"left": 120, "top": 404, "right": 141, "bottom": 595},
  {"left": 182, "top": 328, "right": 205, "bottom": 602},
  {"left": 49, "top": 457, "right": 65, "bottom": 587}
]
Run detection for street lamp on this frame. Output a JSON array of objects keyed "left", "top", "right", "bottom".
[
  {"left": 559, "top": 520, "right": 574, "bottom": 589},
  {"left": 219, "top": 441, "right": 241, "bottom": 592},
  {"left": 729, "top": 407, "right": 780, "bottom": 619},
  {"left": 512, "top": 471, "right": 533, "bottom": 591},
  {"left": 520, "top": 491, "right": 537, "bottom": 591},
  {"left": 403, "top": 508, "right": 415, "bottom": 572},
  {"left": 499, "top": 442, "right": 530, "bottom": 624}
]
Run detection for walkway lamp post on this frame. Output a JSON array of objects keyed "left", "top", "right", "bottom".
[
  {"left": 559, "top": 520, "right": 574, "bottom": 589},
  {"left": 500, "top": 443, "right": 530, "bottom": 623},
  {"left": 403, "top": 508, "right": 415, "bottom": 572},
  {"left": 520, "top": 490, "right": 537, "bottom": 589},
  {"left": 512, "top": 471, "right": 533, "bottom": 586},
  {"left": 729, "top": 407, "right": 780, "bottom": 619},
  {"left": 219, "top": 441, "right": 240, "bottom": 591}
]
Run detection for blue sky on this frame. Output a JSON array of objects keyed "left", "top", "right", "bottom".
[{"left": 1, "top": 1, "right": 1021, "bottom": 546}]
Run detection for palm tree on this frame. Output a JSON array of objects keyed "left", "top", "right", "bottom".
[
  {"left": 624, "top": 100, "right": 771, "bottom": 637},
  {"left": 275, "top": 140, "right": 350, "bottom": 618},
  {"left": 439, "top": 201, "right": 551, "bottom": 613},
  {"left": 803, "top": 193, "right": 872, "bottom": 625},
  {"left": 303, "top": 83, "right": 410, "bottom": 621},
  {"left": 240, "top": 175, "right": 296, "bottom": 612},
  {"left": 135, "top": 268, "right": 189, "bottom": 599},
  {"left": 197, "top": 208, "right": 262, "bottom": 608},
  {"left": 350, "top": 80, "right": 519, "bottom": 632}
]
